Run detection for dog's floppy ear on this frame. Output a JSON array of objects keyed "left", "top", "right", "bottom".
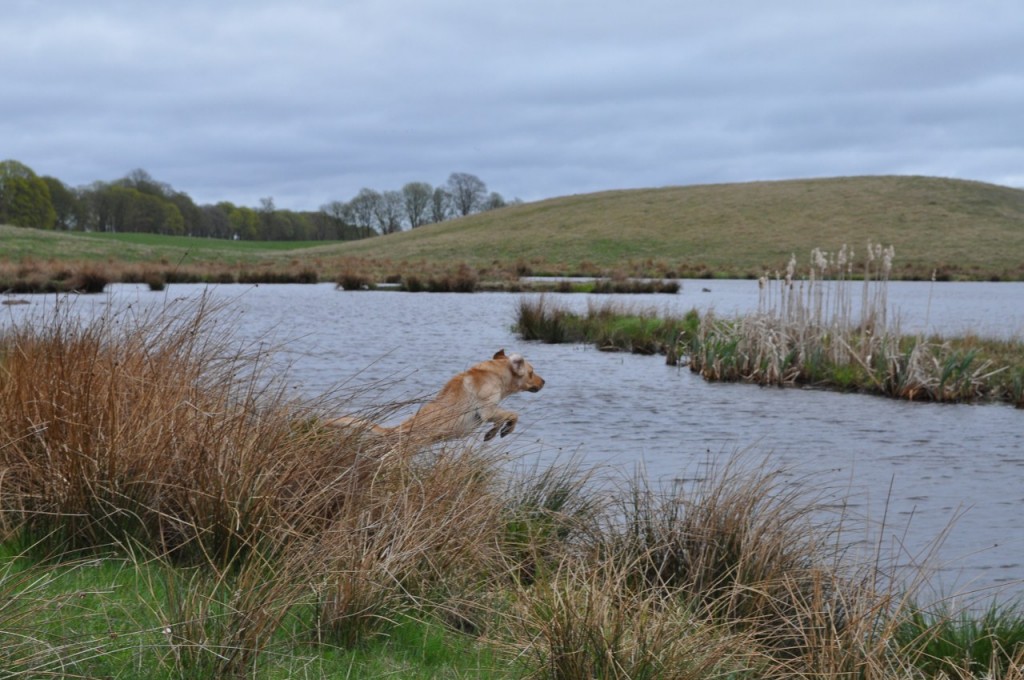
[
  {"left": 508, "top": 353, "right": 526, "bottom": 376},
  {"left": 493, "top": 349, "right": 507, "bottom": 360}
]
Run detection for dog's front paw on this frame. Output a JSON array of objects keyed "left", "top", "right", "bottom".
[
  {"left": 499, "top": 418, "right": 517, "bottom": 438},
  {"left": 484, "top": 425, "right": 500, "bottom": 441}
]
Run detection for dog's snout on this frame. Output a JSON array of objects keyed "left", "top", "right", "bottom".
[{"left": 529, "top": 377, "right": 545, "bottom": 392}]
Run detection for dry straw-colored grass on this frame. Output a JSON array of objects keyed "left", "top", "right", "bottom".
[{"left": 0, "top": 294, "right": 349, "bottom": 560}]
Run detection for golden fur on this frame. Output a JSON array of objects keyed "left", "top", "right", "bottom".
[{"left": 328, "top": 349, "right": 545, "bottom": 444}]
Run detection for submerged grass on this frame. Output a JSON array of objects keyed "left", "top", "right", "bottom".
[{"left": 1, "top": 296, "right": 1022, "bottom": 677}]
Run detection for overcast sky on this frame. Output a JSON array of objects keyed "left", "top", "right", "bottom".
[{"left": 3, "top": 1, "right": 1022, "bottom": 210}]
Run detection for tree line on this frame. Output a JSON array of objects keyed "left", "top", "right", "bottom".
[{"left": 0, "top": 160, "right": 513, "bottom": 241}]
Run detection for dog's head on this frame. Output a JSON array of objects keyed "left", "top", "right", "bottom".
[{"left": 493, "top": 349, "right": 545, "bottom": 393}]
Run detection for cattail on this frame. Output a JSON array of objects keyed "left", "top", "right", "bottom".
[{"left": 811, "top": 247, "right": 828, "bottom": 272}]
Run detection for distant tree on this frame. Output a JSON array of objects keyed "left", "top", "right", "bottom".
[
  {"left": 278, "top": 211, "right": 314, "bottom": 240},
  {"left": 198, "top": 203, "right": 233, "bottom": 238},
  {"left": 80, "top": 183, "right": 181, "bottom": 234},
  {"left": 429, "top": 186, "right": 451, "bottom": 224},
  {"left": 484, "top": 191, "right": 506, "bottom": 211},
  {"left": 167, "top": 191, "right": 201, "bottom": 235},
  {"left": 0, "top": 160, "right": 56, "bottom": 229},
  {"left": 158, "top": 201, "right": 185, "bottom": 235},
  {"left": 228, "top": 205, "right": 260, "bottom": 240},
  {"left": 257, "top": 196, "right": 289, "bottom": 239},
  {"left": 319, "top": 200, "right": 356, "bottom": 239},
  {"left": 401, "top": 181, "right": 432, "bottom": 228},
  {"left": 348, "top": 188, "right": 382, "bottom": 237},
  {"left": 374, "top": 190, "right": 405, "bottom": 234},
  {"left": 119, "top": 168, "right": 171, "bottom": 197},
  {"left": 132, "top": 191, "right": 183, "bottom": 234},
  {"left": 75, "top": 171, "right": 198, "bottom": 235},
  {"left": 446, "top": 172, "right": 487, "bottom": 216},
  {"left": 42, "top": 175, "right": 85, "bottom": 230}
]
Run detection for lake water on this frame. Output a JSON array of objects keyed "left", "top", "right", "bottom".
[{"left": 3, "top": 280, "right": 1023, "bottom": 601}]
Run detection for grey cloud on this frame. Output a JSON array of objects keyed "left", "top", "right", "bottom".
[{"left": 2, "top": 0, "right": 1021, "bottom": 210}]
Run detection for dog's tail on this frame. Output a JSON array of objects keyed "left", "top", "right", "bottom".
[{"left": 325, "top": 415, "right": 395, "bottom": 436}]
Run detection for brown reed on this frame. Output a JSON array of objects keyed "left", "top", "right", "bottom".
[{"left": 0, "top": 294, "right": 356, "bottom": 561}]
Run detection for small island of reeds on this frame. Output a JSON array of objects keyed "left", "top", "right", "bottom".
[{"left": 515, "top": 244, "right": 1024, "bottom": 408}]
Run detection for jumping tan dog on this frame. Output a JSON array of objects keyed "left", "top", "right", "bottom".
[{"left": 329, "top": 349, "right": 545, "bottom": 445}]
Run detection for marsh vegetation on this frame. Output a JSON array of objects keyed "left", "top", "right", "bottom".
[
  {"left": 515, "top": 244, "right": 1024, "bottom": 407},
  {"left": 1, "top": 297, "right": 1022, "bottom": 677}
]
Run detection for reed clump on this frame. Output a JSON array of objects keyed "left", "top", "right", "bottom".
[
  {"left": 0, "top": 296, "right": 353, "bottom": 561},
  {"left": 591, "top": 277, "right": 681, "bottom": 295},
  {"left": 688, "top": 244, "right": 1016, "bottom": 404},
  {"left": 515, "top": 296, "right": 698, "bottom": 358}
]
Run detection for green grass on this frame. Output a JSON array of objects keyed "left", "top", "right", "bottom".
[
  {"left": 5, "top": 175, "right": 1024, "bottom": 281},
  {"left": 0, "top": 225, "right": 321, "bottom": 264},
  {"left": 79, "top": 231, "right": 326, "bottom": 252},
  {"left": 893, "top": 601, "right": 1024, "bottom": 679},
  {"left": 0, "top": 552, "right": 514, "bottom": 678}
]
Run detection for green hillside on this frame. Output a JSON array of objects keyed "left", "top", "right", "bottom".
[
  {"left": 3, "top": 175, "right": 1023, "bottom": 281},
  {"left": 318, "top": 175, "right": 1024, "bottom": 279}
]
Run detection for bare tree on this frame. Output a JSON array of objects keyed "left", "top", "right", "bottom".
[
  {"left": 484, "top": 191, "right": 506, "bottom": 210},
  {"left": 446, "top": 172, "right": 487, "bottom": 217},
  {"left": 429, "top": 186, "right": 451, "bottom": 224},
  {"left": 402, "top": 181, "right": 432, "bottom": 228},
  {"left": 319, "top": 199, "right": 351, "bottom": 239},
  {"left": 348, "top": 188, "right": 382, "bottom": 237},
  {"left": 374, "top": 190, "right": 405, "bottom": 234},
  {"left": 199, "top": 204, "right": 232, "bottom": 238}
]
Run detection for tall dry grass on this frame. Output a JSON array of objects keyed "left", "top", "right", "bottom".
[
  {"left": 0, "top": 294, "right": 354, "bottom": 561},
  {"left": 501, "top": 453, "right": 980, "bottom": 679}
]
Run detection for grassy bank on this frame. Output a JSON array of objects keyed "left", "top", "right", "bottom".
[
  {"left": 514, "top": 247, "right": 1024, "bottom": 407},
  {"left": 0, "top": 236, "right": 680, "bottom": 295},
  {"left": 2, "top": 298, "right": 1023, "bottom": 677},
  {"left": 4, "top": 175, "right": 1024, "bottom": 287}
]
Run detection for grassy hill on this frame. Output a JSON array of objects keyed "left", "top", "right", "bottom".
[
  {"left": 3, "top": 175, "right": 1024, "bottom": 282},
  {"left": 319, "top": 175, "right": 1024, "bottom": 279}
]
